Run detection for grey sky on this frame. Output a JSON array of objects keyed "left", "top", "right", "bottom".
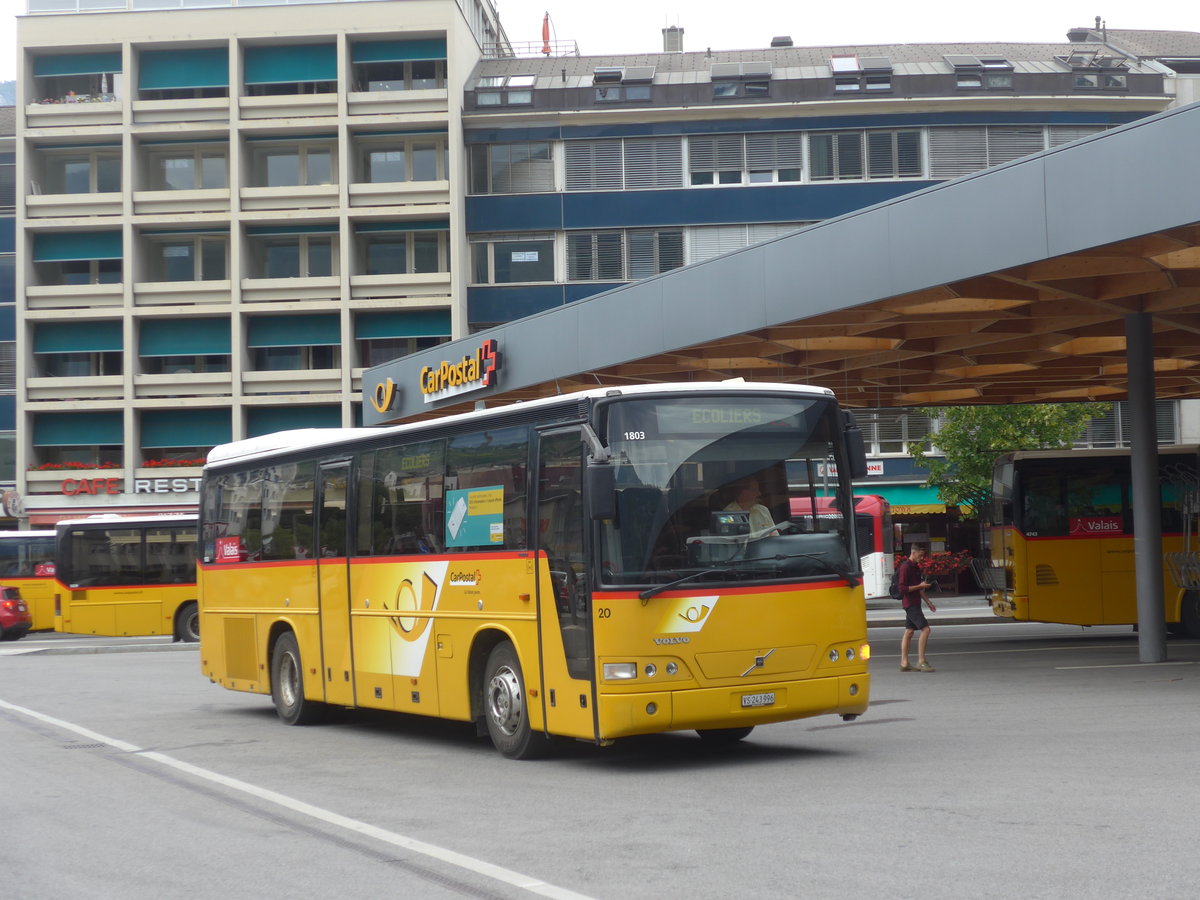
[{"left": 3, "top": 1, "right": 1198, "bottom": 83}]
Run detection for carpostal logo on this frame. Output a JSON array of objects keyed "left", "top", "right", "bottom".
[
  {"left": 449, "top": 569, "right": 482, "bottom": 586},
  {"left": 420, "top": 339, "right": 500, "bottom": 404},
  {"left": 656, "top": 597, "right": 719, "bottom": 636}
]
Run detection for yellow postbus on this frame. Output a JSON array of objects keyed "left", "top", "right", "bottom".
[
  {"left": 198, "top": 383, "right": 871, "bottom": 758},
  {"left": 985, "top": 446, "right": 1200, "bottom": 637},
  {"left": 54, "top": 515, "right": 200, "bottom": 641},
  {"left": 0, "top": 530, "right": 59, "bottom": 631}
]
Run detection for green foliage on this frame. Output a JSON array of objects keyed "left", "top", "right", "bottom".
[{"left": 907, "top": 403, "right": 1110, "bottom": 517}]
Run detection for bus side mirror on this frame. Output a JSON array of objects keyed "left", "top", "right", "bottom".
[
  {"left": 586, "top": 463, "right": 616, "bottom": 520},
  {"left": 843, "top": 411, "right": 869, "bottom": 480}
]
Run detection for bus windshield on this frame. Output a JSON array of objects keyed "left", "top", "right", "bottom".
[{"left": 599, "top": 394, "right": 855, "bottom": 587}]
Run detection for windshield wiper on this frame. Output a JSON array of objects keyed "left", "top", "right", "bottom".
[{"left": 638, "top": 552, "right": 858, "bottom": 600}]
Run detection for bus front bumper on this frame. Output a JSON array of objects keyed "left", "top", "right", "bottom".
[{"left": 596, "top": 672, "right": 870, "bottom": 740}]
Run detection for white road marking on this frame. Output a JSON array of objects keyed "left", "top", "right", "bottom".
[
  {"left": 1055, "top": 661, "right": 1198, "bottom": 670},
  {"left": 0, "top": 698, "right": 595, "bottom": 900}
]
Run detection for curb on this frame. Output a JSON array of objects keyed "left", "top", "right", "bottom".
[
  {"left": 868, "top": 613, "right": 1002, "bottom": 628},
  {"left": 0, "top": 641, "right": 199, "bottom": 657}
]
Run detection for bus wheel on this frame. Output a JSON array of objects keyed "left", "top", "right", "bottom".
[
  {"left": 483, "top": 642, "right": 543, "bottom": 759},
  {"left": 696, "top": 726, "right": 754, "bottom": 744},
  {"left": 1181, "top": 591, "right": 1200, "bottom": 639},
  {"left": 271, "top": 632, "right": 323, "bottom": 726},
  {"left": 175, "top": 602, "right": 200, "bottom": 643}
]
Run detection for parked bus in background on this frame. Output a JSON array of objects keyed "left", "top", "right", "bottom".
[
  {"left": 0, "top": 530, "right": 58, "bottom": 630},
  {"left": 790, "top": 495, "right": 893, "bottom": 602},
  {"left": 54, "top": 515, "right": 199, "bottom": 641},
  {"left": 984, "top": 446, "right": 1200, "bottom": 637},
  {"left": 198, "top": 382, "right": 871, "bottom": 758}
]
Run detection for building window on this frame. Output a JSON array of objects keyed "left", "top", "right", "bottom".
[
  {"left": 566, "top": 229, "right": 683, "bottom": 281},
  {"left": 138, "top": 47, "right": 229, "bottom": 101},
  {"left": 0, "top": 254, "right": 13, "bottom": 302},
  {"left": 250, "top": 143, "right": 335, "bottom": 188},
  {"left": 146, "top": 236, "right": 227, "bottom": 282},
  {"left": 34, "top": 258, "right": 122, "bottom": 286},
  {"left": 38, "top": 149, "right": 121, "bottom": 194},
  {"left": 359, "top": 336, "right": 449, "bottom": 368},
  {"left": 143, "top": 147, "right": 227, "bottom": 191},
  {"left": 687, "top": 133, "right": 801, "bottom": 186},
  {"left": 857, "top": 409, "right": 935, "bottom": 455},
  {"left": 243, "top": 43, "right": 336, "bottom": 96},
  {"left": 0, "top": 153, "right": 14, "bottom": 211},
  {"left": 141, "top": 354, "right": 229, "bottom": 375},
  {"left": 354, "top": 59, "right": 445, "bottom": 92},
  {"left": 686, "top": 222, "right": 811, "bottom": 265},
  {"left": 246, "top": 315, "right": 340, "bottom": 371},
  {"left": 37, "top": 351, "right": 122, "bottom": 378},
  {"left": 247, "top": 233, "right": 336, "bottom": 278},
  {"left": 829, "top": 54, "right": 892, "bottom": 92},
  {"left": 1074, "top": 401, "right": 1178, "bottom": 448},
  {"left": 358, "top": 136, "right": 448, "bottom": 183},
  {"left": 474, "top": 74, "right": 536, "bottom": 106},
  {"left": 866, "top": 130, "right": 922, "bottom": 179},
  {"left": 470, "top": 234, "right": 555, "bottom": 284},
  {"left": 469, "top": 142, "right": 554, "bottom": 194},
  {"left": 32, "top": 51, "right": 121, "bottom": 104},
  {"left": 808, "top": 132, "right": 864, "bottom": 181},
  {"left": 358, "top": 229, "right": 449, "bottom": 275}
]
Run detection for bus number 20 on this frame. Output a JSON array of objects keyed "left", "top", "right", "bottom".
[{"left": 597, "top": 607, "right": 612, "bottom": 619}]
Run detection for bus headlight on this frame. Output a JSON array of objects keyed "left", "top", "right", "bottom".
[
  {"left": 644, "top": 664, "right": 657, "bottom": 678},
  {"left": 603, "top": 663, "right": 638, "bottom": 680},
  {"left": 828, "top": 649, "right": 840, "bottom": 662}
]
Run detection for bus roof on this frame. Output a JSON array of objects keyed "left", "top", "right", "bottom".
[
  {"left": 205, "top": 381, "right": 838, "bottom": 469},
  {"left": 1000, "top": 445, "right": 1200, "bottom": 463},
  {"left": 0, "top": 530, "right": 56, "bottom": 539},
  {"left": 54, "top": 514, "right": 198, "bottom": 532}
]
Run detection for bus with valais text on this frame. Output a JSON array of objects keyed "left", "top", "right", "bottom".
[{"left": 198, "top": 383, "right": 871, "bottom": 757}]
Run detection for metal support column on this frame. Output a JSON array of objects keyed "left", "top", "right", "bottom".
[{"left": 1125, "top": 309, "right": 1167, "bottom": 662}]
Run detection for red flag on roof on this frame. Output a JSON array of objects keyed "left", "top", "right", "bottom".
[{"left": 542, "top": 12, "right": 551, "bottom": 55}]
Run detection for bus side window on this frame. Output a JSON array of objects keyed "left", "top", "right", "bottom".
[{"left": 367, "top": 440, "right": 445, "bottom": 556}]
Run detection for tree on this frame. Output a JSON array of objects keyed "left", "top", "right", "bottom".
[{"left": 907, "top": 403, "right": 1110, "bottom": 518}]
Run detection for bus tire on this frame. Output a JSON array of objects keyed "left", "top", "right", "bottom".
[
  {"left": 696, "top": 726, "right": 754, "bottom": 744},
  {"left": 483, "top": 641, "right": 544, "bottom": 759},
  {"left": 175, "top": 602, "right": 200, "bottom": 643},
  {"left": 271, "top": 632, "right": 323, "bottom": 726},
  {"left": 1181, "top": 591, "right": 1200, "bottom": 639}
]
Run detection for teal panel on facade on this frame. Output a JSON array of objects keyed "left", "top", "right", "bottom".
[
  {"left": 243, "top": 44, "right": 336, "bottom": 85},
  {"left": 874, "top": 483, "right": 944, "bottom": 506},
  {"left": 33, "top": 52, "right": 122, "bottom": 77},
  {"left": 141, "top": 408, "right": 232, "bottom": 448},
  {"left": 138, "top": 47, "right": 229, "bottom": 90},
  {"left": 139, "top": 318, "right": 231, "bottom": 356},
  {"left": 350, "top": 39, "right": 447, "bottom": 63},
  {"left": 33, "top": 232, "right": 122, "bottom": 262},
  {"left": 247, "top": 406, "right": 341, "bottom": 437},
  {"left": 34, "top": 320, "right": 122, "bottom": 354},
  {"left": 33, "top": 411, "right": 122, "bottom": 446},
  {"left": 354, "top": 220, "right": 449, "bottom": 233},
  {"left": 246, "top": 224, "right": 339, "bottom": 236},
  {"left": 355, "top": 310, "right": 451, "bottom": 339},
  {"left": 247, "top": 314, "right": 340, "bottom": 347}
]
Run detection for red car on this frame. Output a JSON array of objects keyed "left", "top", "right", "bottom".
[{"left": 0, "top": 587, "right": 33, "bottom": 641}]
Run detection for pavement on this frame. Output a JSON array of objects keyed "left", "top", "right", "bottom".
[
  {"left": 866, "top": 592, "right": 1000, "bottom": 627},
  {"left": 5, "top": 594, "right": 1001, "bottom": 657}
]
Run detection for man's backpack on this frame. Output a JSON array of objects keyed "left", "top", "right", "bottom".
[{"left": 889, "top": 562, "right": 905, "bottom": 601}]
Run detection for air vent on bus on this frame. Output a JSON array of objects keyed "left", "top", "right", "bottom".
[{"left": 1034, "top": 564, "right": 1059, "bottom": 586}]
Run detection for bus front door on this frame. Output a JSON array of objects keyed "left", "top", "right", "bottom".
[
  {"left": 534, "top": 429, "right": 598, "bottom": 741},
  {"left": 317, "top": 462, "right": 355, "bottom": 706}
]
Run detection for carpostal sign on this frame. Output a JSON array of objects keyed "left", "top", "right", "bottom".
[{"left": 419, "top": 339, "right": 500, "bottom": 405}]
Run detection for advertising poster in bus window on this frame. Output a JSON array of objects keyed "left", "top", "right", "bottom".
[{"left": 444, "top": 485, "right": 504, "bottom": 548}]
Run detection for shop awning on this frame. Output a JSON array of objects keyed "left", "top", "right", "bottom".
[{"left": 870, "top": 483, "right": 946, "bottom": 515}]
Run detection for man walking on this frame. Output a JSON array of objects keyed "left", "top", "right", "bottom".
[{"left": 898, "top": 543, "right": 937, "bottom": 672}]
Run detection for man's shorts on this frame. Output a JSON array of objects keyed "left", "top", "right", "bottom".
[{"left": 904, "top": 604, "right": 929, "bottom": 631}]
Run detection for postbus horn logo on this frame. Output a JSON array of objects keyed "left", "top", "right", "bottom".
[{"left": 370, "top": 378, "right": 397, "bottom": 414}]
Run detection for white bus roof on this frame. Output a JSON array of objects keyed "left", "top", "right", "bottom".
[
  {"left": 205, "top": 381, "right": 837, "bottom": 468},
  {"left": 1004, "top": 445, "right": 1200, "bottom": 462},
  {"left": 55, "top": 514, "right": 197, "bottom": 531}
]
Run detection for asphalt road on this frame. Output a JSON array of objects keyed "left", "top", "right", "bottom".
[{"left": 2, "top": 622, "right": 1198, "bottom": 899}]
